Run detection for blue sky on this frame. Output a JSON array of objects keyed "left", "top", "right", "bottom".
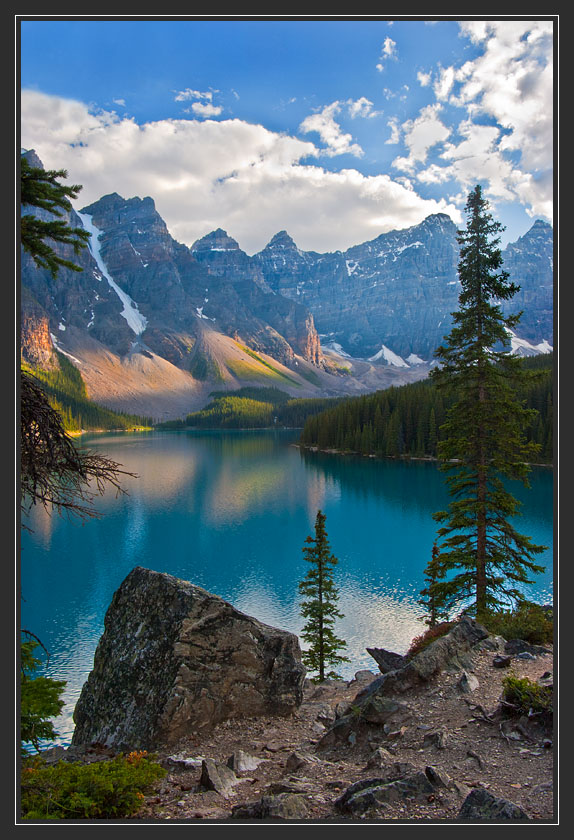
[{"left": 20, "top": 17, "right": 554, "bottom": 254}]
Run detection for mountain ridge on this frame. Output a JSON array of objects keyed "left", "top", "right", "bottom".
[{"left": 20, "top": 150, "right": 553, "bottom": 421}]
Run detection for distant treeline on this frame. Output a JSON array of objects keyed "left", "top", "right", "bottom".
[
  {"left": 25, "top": 353, "right": 153, "bottom": 432},
  {"left": 157, "top": 386, "right": 346, "bottom": 430},
  {"left": 300, "top": 353, "right": 553, "bottom": 463}
]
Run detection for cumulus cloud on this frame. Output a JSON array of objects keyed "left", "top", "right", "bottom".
[
  {"left": 21, "top": 90, "right": 461, "bottom": 254},
  {"left": 189, "top": 102, "right": 223, "bottom": 118},
  {"left": 347, "top": 96, "right": 380, "bottom": 119},
  {"left": 392, "top": 104, "right": 451, "bottom": 173},
  {"left": 299, "top": 101, "right": 364, "bottom": 157},
  {"left": 385, "top": 116, "right": 401, "bottom": 145},
  {"left": 391, "top": 20, "right": 553, "bottom": 223},
  {"left": 417, "top": 71, "right": 431, "bottom": 87}
]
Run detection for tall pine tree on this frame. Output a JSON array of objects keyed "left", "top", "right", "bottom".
[
  {"left": 299, "top": 510, "right": 349, "bottom": 681},
  {"left": 429, "top": 185, "right": 546, "bottom": 620}
]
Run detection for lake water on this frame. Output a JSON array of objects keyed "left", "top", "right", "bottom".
[{"left": 20, "top": 430, "right": 554, "bottom": 746}]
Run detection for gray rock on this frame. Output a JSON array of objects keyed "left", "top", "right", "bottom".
[
  {"left": 475, "top": 635, "right": 506, "bottom": 652},
  {"left": 504, "top": 639, "right": 552, "bottom": 656},
  {"left": 336, "top": 770, "right": 436, "bottom": 814},
  {"left": 457, "top": 670, "right": 479, "bottom": 693},
  {"left": 231, "top": 793, "right": 308, "bottom": 820},
  {"left": 423, "top": 729, "right": 449, "bottom": 750},
  {"left": 320, "top": 617, "right": 488, "bottom": 749},
  {"left": 458, "top": 788, "right": 529, "bottom": 821},
  {"left": 199, "top": 758, "right": 240, "bottom": 798},
  {"left": 516, "top": 651, "right": 536, "bottom": 660},
  {"left": 363, "top": 747, "right": 396, "bottom": 770},
  {"left": 285, "top": 751, "right": 312, "bottom": 773},
  {"left": 366, "top": 647, "right": 408, "bottom": 674},
  {"left": 164, "top": 753, "right": 205, "bottom": 771},
  {"left": 227, "top": 750, "right": 263, "bottom": 773},
  {"left": 492, "top": 655, "right": 512, "bottom": 668},
  {"left": 358, "top": 694, "right": 411, "bottom": 726},
  {"left": 72, "top": 567, "right": 305, "bottom": 750},
  {"left": 362, "top": 617, "right": 488, "bottom": 699},
  {"left": 425, "top": 765, "right": 453, "bottom": 790}
]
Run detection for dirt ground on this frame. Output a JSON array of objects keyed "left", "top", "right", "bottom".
[{"left": 136, "top": 642, "right": 554, "bottom": 823}]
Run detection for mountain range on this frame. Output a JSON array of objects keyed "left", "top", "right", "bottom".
[{"left": 20, "top": 150, "right": 553, "bottom": 421}]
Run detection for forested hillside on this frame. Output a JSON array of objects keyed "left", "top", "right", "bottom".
[
  {"left": 300, "top": 354, "right": 553, "bottom": 463},
  {"left": 158, "top": 387, "right": 346, "bottom": 430},
  {"left": 24, "top": 353, "right": 153, "bottom": 432}
]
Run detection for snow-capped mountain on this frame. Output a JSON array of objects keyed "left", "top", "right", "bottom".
[
  {"left": 20, "top": 150, "right": 553, "bottom": 419},
  {"left": 253, "top": 213, "right": 553, "bottom": 362}
]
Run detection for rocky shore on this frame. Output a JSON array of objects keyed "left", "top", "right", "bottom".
[{"left": 39, "top": 568, "right": 555, "bottom": 823}]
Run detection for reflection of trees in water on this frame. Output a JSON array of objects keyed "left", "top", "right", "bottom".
[
  {"left": 196, "top": 429, "right": 284, "bottom": 460},
  {"left": 299, "top": 449, "right": 448, "bottom": 515}
]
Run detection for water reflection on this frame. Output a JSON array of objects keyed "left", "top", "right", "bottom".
[{"left": 20, "top": 430, "right": 553, "bottom": 747}]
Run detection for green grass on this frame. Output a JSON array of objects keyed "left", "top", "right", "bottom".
[{"left": 234, "top": 344, "right": 301, "bottom": 386}]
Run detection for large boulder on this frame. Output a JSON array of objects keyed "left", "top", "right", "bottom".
[{"left": 72, "top": 567, "right": 305, "bottom": 750}]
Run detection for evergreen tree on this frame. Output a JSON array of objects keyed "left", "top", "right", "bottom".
[
  {"left": 430, "top": 185, "right": 546, "bottom": 620},
  {"left": 298, "top": 510, "right": 349, "bottom": 680},
  {"left": 21, "top": 155, "right": 91, "bottom": 277},
  {"left": 20, "top": 632, "right": 66, "bottom": 755},
  {"left": 418, "top": 542, "right": 449, "bottom": 627}
]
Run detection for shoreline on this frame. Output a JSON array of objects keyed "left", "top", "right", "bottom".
[{"left": 296, "top": 443, "right": 554, "bottom": 468}]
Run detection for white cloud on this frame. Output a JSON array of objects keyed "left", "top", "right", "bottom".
[
  {"left": 347, "top": 96, "right": 380, "bottom": 119},
  {"left": 174, "top": 88, "right": 214, "bottom": 102},
  {"left": 385, "top": 116, "right": 401, "bottom": 145},
  {"left": 299, "top": 101, "right": 364, "bottom": 157},
  {"left": 433, "top": 65, "right": 457, "bottom": 101},
  {"left": 392, "top": 104, "right": 451, "bottom": 173},
  {"left": 189, "top": 102, "right": 223, "bottom": 118},
  {"left": 376, "top": 36, "right": 397, "bottom": 71},
  {"left": 21, "top": 90, "right": 461, "bottom": 254},
  {"left": 391, "top": 20, "right": 553, "bottom": 224},
  {"left": 113, "top": 98, "right": 126, "bottom": 107},
  {"left": 454, "top": 21, "right": 553, "bottom": 173}
]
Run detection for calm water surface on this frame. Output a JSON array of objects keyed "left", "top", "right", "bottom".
[{"left": 20, "top": 430, "right": 554, "bottom": 746}]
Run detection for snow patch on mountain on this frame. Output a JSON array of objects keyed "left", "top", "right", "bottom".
[
  {"left": 324, "top": 341, "right": 352, "bottom": 358},
  {"left": 406, "top": 353, "right": 425, "bottom": 365},
  {"left": 50, "top": 333, "right": 83, "bottom": 365},
  {"left": 368, "top": 345, "right": 410, "bottom": 367},
  {"left": 506, "top": 329, "right": 553, "bottom": 357},
  {"left": 77, "top": 212, "right": 148, "bottom": 336}
]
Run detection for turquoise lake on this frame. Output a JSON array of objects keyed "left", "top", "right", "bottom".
[{"left": 20, "top": 429, "right": 554, "bottom": 746}]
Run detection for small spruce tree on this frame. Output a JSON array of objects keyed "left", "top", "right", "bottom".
[
  {"left": 299, "top": 510, "right": 349, "bottom": 681},
  {"left": 418, "top": 542, "right": 450, "bottom": 627}
]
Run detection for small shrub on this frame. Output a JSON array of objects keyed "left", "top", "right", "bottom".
[
  {"left": 502, "top": 674, "right": 552, "bottom": 715},
  {"left": 482, "top": 601, "right": 553, "bottom": 645},
  {"left": 20, "top": 753, "right": 166, "bottom": 820},
  {"left": 20, "top": 635, "right": 66, "bottom": 756},
  {"left": 406, "top": 621, "right": 455, "bottom": 659}
]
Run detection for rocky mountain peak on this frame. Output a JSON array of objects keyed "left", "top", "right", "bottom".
[
  {"left": 191, "top": 228, "right": 241, "bottom": 254},
  {"left": 265, "top": 230, "right": 299, "bottom": 251},
  {"left": 21, "top": 148, "right": 44, "bottom": 169}
]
